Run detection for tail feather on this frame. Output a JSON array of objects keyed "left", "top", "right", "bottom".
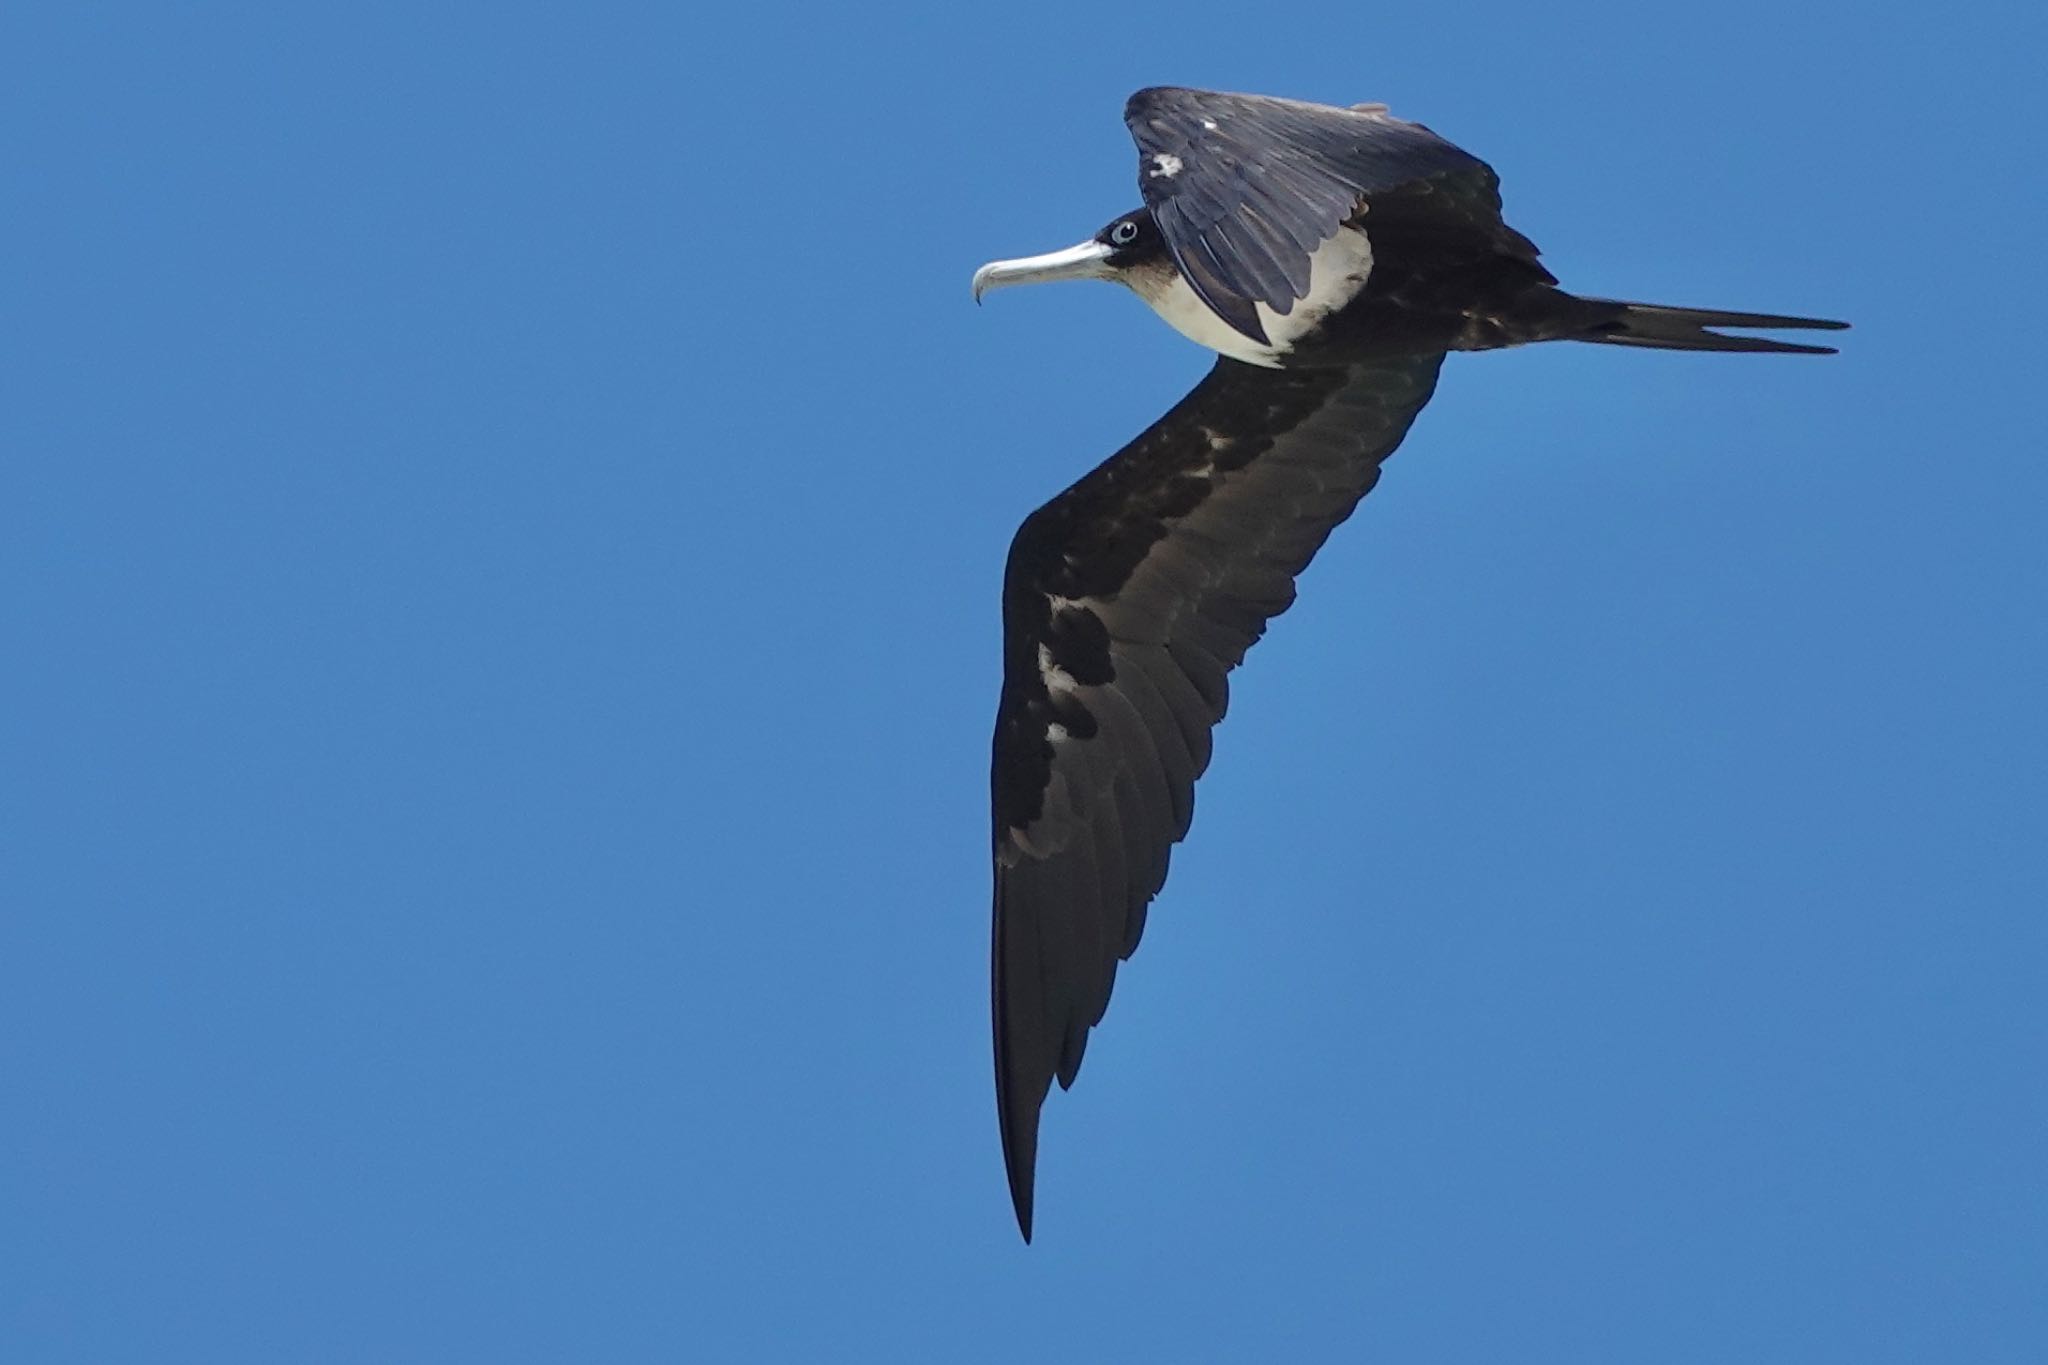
[{"left": 1579, "top": 298, "right": 1848, "bottom": 355}]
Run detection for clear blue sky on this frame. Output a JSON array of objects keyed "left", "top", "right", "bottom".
[{"left": 4, "top": 3, "right": 2043, "bottom": 1361}]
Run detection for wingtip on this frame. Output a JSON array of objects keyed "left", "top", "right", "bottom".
[
  {"left": 1006, "top": 1154, "right": 1036, "bottom": 1243},
  {"left": 994, "top": 870, "right": 1047, "bottom": 1246}
]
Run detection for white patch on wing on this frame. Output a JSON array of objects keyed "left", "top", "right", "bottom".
[
  {"left": 1149, "top": 153, "right": 1183, "bottom": 179},
  {"left": 1126, "top": 226, "right": 1376, "bottom": 366},
  {"left": 1037, "top": 642, "right": 1079, "bottom": 695}
]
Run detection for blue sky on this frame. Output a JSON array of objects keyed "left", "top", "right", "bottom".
[{"left": 4, "top": 2, "right": 2044, "bottom": 1360}]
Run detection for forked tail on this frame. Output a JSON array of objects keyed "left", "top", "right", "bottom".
[{"left": 1578, "top": 298, "right": 1849, "bottom": 354}]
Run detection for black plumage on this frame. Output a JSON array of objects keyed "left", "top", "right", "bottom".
[{"left": 975, "top": 86, "right": 1845, "bottom": 1242}]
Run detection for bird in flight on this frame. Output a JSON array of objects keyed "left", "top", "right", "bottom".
[{"left": 971, "top": 86, "right": 1844, "bottom": 1241}]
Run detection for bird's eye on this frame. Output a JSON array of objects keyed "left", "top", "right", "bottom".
[{"left": 1109, "top": 220, "right": 1139, "bottom": 246}]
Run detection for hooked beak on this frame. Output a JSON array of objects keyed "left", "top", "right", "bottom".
[{"left": 971, "top": 239, "right": 1115, "bottom": 303}]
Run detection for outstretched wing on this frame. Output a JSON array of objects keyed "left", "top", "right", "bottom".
[
  {"left": 1125, "top": 86, "right": 1527, "bottom": 343},
  {"left": 993, "top": 352, "right": 1446, "bottom": 1239}
]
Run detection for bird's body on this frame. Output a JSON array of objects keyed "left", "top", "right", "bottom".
[{"left": 973, "top": 86, "right": 1843, "bottom": 1241}]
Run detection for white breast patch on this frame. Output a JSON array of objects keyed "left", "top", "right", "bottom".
[{"left": 1132, "top": 226, "right": 1375, "bottom": 367}]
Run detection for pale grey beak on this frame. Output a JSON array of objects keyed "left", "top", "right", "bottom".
[{"left": 971, "top": 239, "right": 1116, "bottom": 302}]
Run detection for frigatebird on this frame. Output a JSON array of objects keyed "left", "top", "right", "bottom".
[{"left": 972, "top": 86, "right": 1844, "bottom": 1241}]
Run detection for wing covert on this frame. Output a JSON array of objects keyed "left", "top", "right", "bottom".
[{"left": 1124, "top": 86, "right": 1503, "bottom": 342}]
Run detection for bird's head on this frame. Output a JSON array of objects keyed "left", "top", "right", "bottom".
[{"left": 971, "top": 209, "right": 1171, "bottom": 302}]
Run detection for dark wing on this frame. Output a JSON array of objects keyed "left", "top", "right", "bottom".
[
  {"left": 993, "top": 352, "right": 1446, "bottom": 1239},
  {"left": 1125, "top": 86, "right": 1530, "bottom": 343}
]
